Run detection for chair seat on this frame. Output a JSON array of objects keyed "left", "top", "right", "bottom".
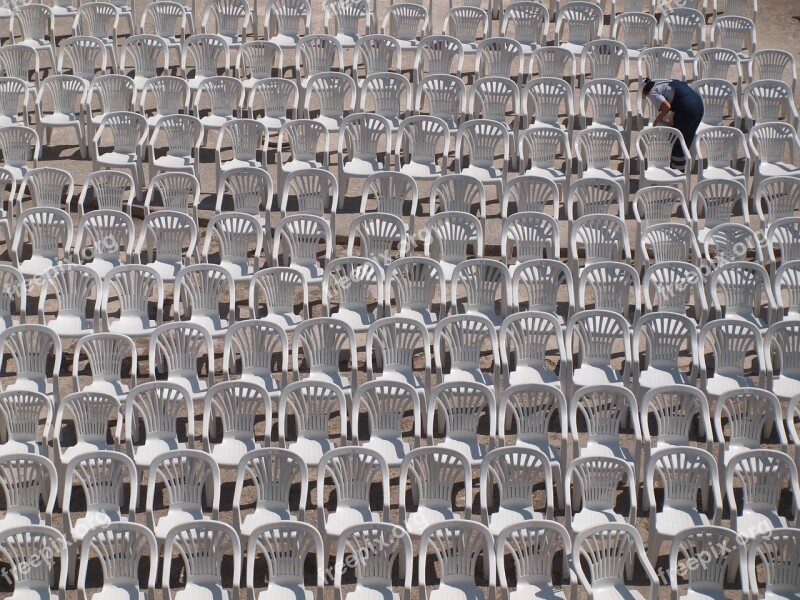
[
  {"left": 644, "top": 166, "right": 686, "bottom": 183},
  {"left": 89, "top": 583, "right": 147, "bottom": 600},
  {"left": 758, "top": 162, "right": 800, "bottom": 178},
  {"left": 509, "top": 584, "right": 567, "bottom": 600},
  {"left": 655, "top": 506, "right": 710, "bottom": 537},
  {"left": 487, "top": 506, "right": 544, "bottom": 536},
  {"left": 287, "top": 435, "right": 337, "bottom": 467},
  {"left": 703, "top": 373, "right": 754, "bottom": 399},
  {"left": 405, "top": 506, "right": 460, "bottom": 537},
  {"left": 572, "top": 364, "right": 624, "bottom": 388},
  {"left": 324, "top": 507, "right": 381, "bottom": 538},
  {"left": 570, "top": 508, "right": 628, "bottom": 534},
  {"left": 345, "top": 585, "right": 401, "bottom": 600},
  {"left": 637, "top": 367, "right": 690, "bottom": 391},
  {"left": 508, "top": 365, "right": 560, "bottom": 388},
  {"left": 361, "top": 435, "right": 411, "bottom": 468},
  {"left": 436, "top": 437, "right": 487, "bottom": 467},
  {"left": 132, "top": 439, "right": 187, "bottom": 470},
  {"left": 581, "top": 441, "right": 634, "bottom": 465},
  {"left": 239, "top": 509, "right": 297, "bottom": 539},
  {"left": 175, "top": 583, "right": 235, "bottom": 600},
  {"left": 429, "top": 583, "right": 484, "bottom": 600},
  {"left": 210, "top": 436, "right": 258, "bottom": 468},
  {"left": 153, "top": 508, "right": 206, "bottom": 540}
]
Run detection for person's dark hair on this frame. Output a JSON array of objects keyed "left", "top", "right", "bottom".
[{"left": 642, "top": 78, "right": 655, "bottom": 96}]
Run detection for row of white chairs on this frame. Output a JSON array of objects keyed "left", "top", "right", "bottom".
[
  {"left": 3, "top": 438, "right": 798, "bottom": 568},
  {"left": 5, "top": 520, "right": 798, "bottom": 599}
]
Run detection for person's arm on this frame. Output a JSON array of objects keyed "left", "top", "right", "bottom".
[{"left": 652, "top": 100, "right": 671, "bottom": 126}]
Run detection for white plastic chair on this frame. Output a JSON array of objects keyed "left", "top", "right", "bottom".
[
  {"left": 747, "top": 528, "right": 800, "bottom": 599},
  {"left": 77, "top": 523, "right": 158, "bottom": 600},
  {"left": 749, "top": 48, "right": 797, "bottom": 96},
  {"left": 521, "top": 76, "right": 573, "bottom": 135},
  {"left": 11, "top": 206, "right": 71, "bottom": 278},
  {"left": 766, "top": 217, "right": 800, "bottom": 269},
  {"left": 279, "top": 167, "right": 338, "bottom": 233},
  {"left": 84, "top": 76, "right": 137, "bottom": 150},
  {"left": 119, "top": 34, "right": 168, "bottom": 91},
  {"left": 352, "top": 34, "right": 401, "bottom": 90},
  {"left": 37, "top": 264, "right": 100, "bottom": 339},
  {"left": 710, "top": 15, "right": 755, "bottom": 66},
  {"left": 693, "top": 49, "right": 742, "bottom": 92},
  {"left": 632, "top": 311, "right": 698, "bottom": 400},
  {"left": 263, "top": 0, "right": 311, "bottom": 49},
  {"left": 511, "top": 259, "right": 574, "bottom": 325},
  {"left": 271, "top": 214, "right": 333, "bottom": 289},
  {"left": 399, "top": 446, "right": 471, "bottom": 536},
  {"left": 303, "top": 71, "right": 356, "bottom": 135},
  {"left": 278, "top": 380, "right": 347, "bottom": 467},
  {"left": 214, "top": 119, "right": 272, "bottom": 197},
  {"left": 134, "top": 210, "right": 198, "bottom": 283},
  {"left": 726, "top": 449, "right": 800, "bottom": 538},
  {"left": 700, "top": 319, "right": 766, "bottom": 401},
  {"left": 480, "top": 446, "right": 553, "bottom": 535},
  {"left": 573, "top": 128, "right": 631, "bottom": 200},
  {"left": 0, "top": 390, "right": 53, "bottom": 457},
  {"left": 9, "top": 5, "right": 57, "bottom": 74},
  {"left": 450, "top": 258, "right": 509, "bottom": 327},
  {"left": 71, "top": 333, "right": 136, "bottom": 399},
  {"left": 202, "top": 380, "right": 270, "bottom": 469},
  {"left": 756, "top": 176, "right": 800, "bottom": 231},
  {"left": 474, "top": 37, "right": 523, "bottom": 82},
  {"left": 658, "top": 7, "right": 705, "bottom": 70},
  {"left": 569, "top": 385, "right": 640, "bottom": 481},
  {"left": 500, "top": 1, "right": 548, "bottom": 57},
  {"left": 248, "top": 267, "right": 308, "bottom": 332},
  {"left": 424, "top": 212, "right": 484, "bottom": 283},
  {"left": 57, "top": 35, "right": 108, "bottom": 83},
  {"left": 337, "top": 112, "right": 391, "bottom": 210},
  {"left": 639, "top": 223, "right": 702, "bottom": 269},
  {"left": 430, "top": 173, "right": 486, "bottom": 231},
  {"left": 0, "top": 526, "right": 67, "bottom": 600},
  {"left": 148, "top": 322, "right": 214, "bottom": 401},
  {"left": 202, "top": 212, "right": 264, "bottom": 283},
  {"left": 34, "top": 75, "right": 86, "bottom": 160},
  {"left": 384, "top": 256, "right": 446, "bottom": 330},
  {"left": 232, "top": 448, "right": 308, "bottom": 538},
  {"left": 358, "top": 72, "right": 411, "bottom": 132},
  {"left": 295, "top": 34, "right": 343, "bottom": 106},
  {"left": 201, "top": 0, "right": 250, "bottom": 49},
  {"left": 419, "top": 521, "right": 496, "bottom": 600},
  {"left": 222, "top": 319, "right": 287, "bottom": 404},
  {"left": 455, "top": 119, "right": 509, "bottom": 200},
  {"left": 568, "top": 215, "right": 632, "bottom": 282},
  {"left": 172, "top": 263, "right": 235, "bottom": 338},
  {"left": 146, "top": 449, "right": 220, "bottom": 541},
  {"left": 743, "top": 80, "right": 799, "bottom": 130},
  {"left": 776, "top": 260, "right": 800, "bottom": 321},
  {"left": 694, "top": 125, "right": 749, "bottom": 190},
  {"left": 395, "top": 114, "right": 450, "bottom": 182},
  {"left": 748, "top": 122, "right": 800, "bottom": 192},
  {"left": 528, "top": 46, "right": 576, "bottom": 82},
  {"left": 501, "top": 211, "right": 559, "bottom": 274},
  {"left": 237, "top": 40, "right": 283, "bottom": 94},
  {"left": 71, "top": 3, "right": 119, "bottom": 69},
  {"left": 517, "top": 127, "right": 571, "bottom": 200},
  {"left": 16, "top": 167, "right": 73, "bottom": 211},
  {"left": 215, "top": 162, "right": 272, "bottom": 225},
  {"left": 690, "top": 178, "right": 749, "bottom": 247},
  {"left": 324, "top": 0, "right": 372, "bottom": 49},
  {"left": 147, "top": 113, "right": 203, "bottom": 181},
  {"left": 0, "top": 46, "right": 40, "bottom": 91},
  {"left": 434, "top": 313, "right": 499, "bottom": 396},
  {"left": 275, "top": 119, "right": 330, "bottom": 194},
  {"left": 645, "top": 446, "right": 723, "bottom": 565},
  {"left": 441, "top": 6, "right": 488, "bottom": 57},
  {"left": 0, "top": 454, "right": 55, "bottom": 534},
  {"left": 317, "top": 446, "right": 389, "bottom": 555},
  {"left": 62, "top": 450, "right": 137, "bottom": 584},
  {"left": 347, "top": 213, "right": 408, "bottom": 266},
  {"left": 554, "top": 1, "right": 602, "bottom": 59},
  {"left": 714, "top": 388, "right": 787, "bottom": 470},
  {"left": 292, "top": 317, "right": 357, "bottom": 410},
  {"left": 414, "top": 73, "right": 467, "bottom": 135},
  {"left": 636, "top": 126, "right": 692, "bottom": 199},
  {"left": 352, "top": 378, "right": 421, "bottom": 466},
  {"left": 668, "top": 526, "right": 746, "bottom": 597},
  {"left": 426, "top": 381, "right": 496, "bottom": 466},
  {"left": 573, "top": 524, "right": 659, "bottom": 598},
  {"left": 709, "top": 261, "right": 776, "bottom": 330},
  {"left": 247, "top": 78, "right": 298, "bottom": 133},
  {"left": 124, "top": 381, "right": 194, "bottom": 476},
  {"left": 322, "top": 256, "right": 383, "bottom": 332},
  {"left": 413, "top": 35, "right": 465, "bottom": 84},
  {"left": 192, "top": 76, "right": 245, "bottom": 145},
  {"left": 102, "top": 265, "right": 164, "bottom": 339},
  {"left": 0, "top": 78, "right": 28, "bottom": 129},
  {"left": 246, "top": 522, "right": 322, "bottom": 600},
  {"left": 642, "top": 262, "right": 709, "bottom": 326},
  {"left": 578, "top": 78, "right": 632, "bottom": 148},
  {"left": 702, "top": 223, "right": 765, "bottom": 267},
  {"left": 143, "top": 171, "right": 200, "bottom": 220},
  {"left": 766, "top": 321, "right": 800, "bottom": 404},
  {"left": 334, "top": 523, "right": 413, "bottom": 600},
  {"left": 611, "top": 11, "right": 656, "bottom": 62},
  {"left": 579, "top": 39, "right": 629, "bottom": 88},
  {"left": 138, "top": 76, "right": 191, "bottom": 129},
  {"left": 0, "top": 265, "right": 25, "bottom": 329},
  {"left": 91, "top": 111, "right": 148, "bottom": 202},
  {"left": 140, "top": 2, "right": 187, "bottom": 54},
  {"left": 181, "top": 33, "right": 231, "bottom": 92},
  {"left": 565, "top": 456, "right": 636, "bottom": 550},
  {"left": 382, "top": 3, "right": 429, "bottom": 59},
  {"left": 162, "top": 521, "right": 240, "bottom": 600},
  {"left": 496, "top": 521, "right": 572, "bottom": 600}
]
